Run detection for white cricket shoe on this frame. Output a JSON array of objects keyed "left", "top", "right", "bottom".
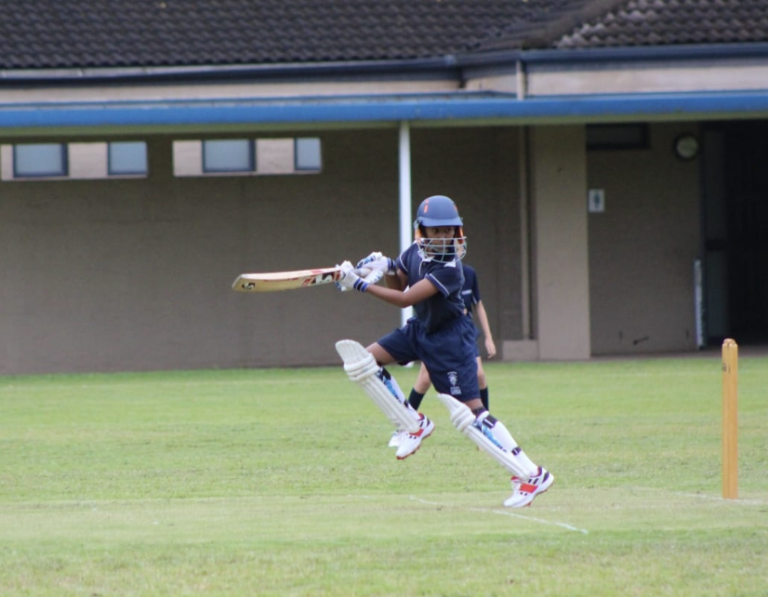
[
  {"left": 395, "top": 415, "right": 435, "bottom": 460},
  {"left": 503, "top": 467, "right": 554, "bottom": 508},
  {"left": 388, "top": 430, "right": 403, "bottom": 448}
]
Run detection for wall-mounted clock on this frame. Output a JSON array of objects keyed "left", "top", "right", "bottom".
[{"left": 674, "top": 134, "right": 700, "bottom": 160}]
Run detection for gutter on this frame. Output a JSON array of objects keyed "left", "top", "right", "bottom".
[
  {"left": 0, "top": 57, "right": 464, "bottom": 85},
  {"left": 499, "top": 42, "right": 768, "bottom": 65},
  {"left": 3, "top": 42, "right": 768, "bottom": 86}
]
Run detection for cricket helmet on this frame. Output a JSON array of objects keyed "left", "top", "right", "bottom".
[
  {"left": 414, "top": 195, "right": 464, "bottom": 228},
  {"left": 413, "top": 195, "right": 467, "bottom": 262}
]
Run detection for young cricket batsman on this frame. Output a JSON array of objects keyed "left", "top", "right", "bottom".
[{"left": 335, "top": 194, "right": 553, "bottom": 508}]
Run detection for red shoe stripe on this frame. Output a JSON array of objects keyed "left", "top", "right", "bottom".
[{"left": 519, "top": 483, "right": 537, "bottom": 493}]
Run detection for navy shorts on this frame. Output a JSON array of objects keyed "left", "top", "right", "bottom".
[{"left": 378, "top": 316, "right": 480, "bottom": 403}]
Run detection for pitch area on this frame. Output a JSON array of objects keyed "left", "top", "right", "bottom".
[{"left": 1, "top": 357, "right": 766, "bottom": 596}]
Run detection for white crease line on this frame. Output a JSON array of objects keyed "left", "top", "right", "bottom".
[
  {"left": 409, "top": 496, "right": 588, "bottom": 534},
  {"left": 0, "top": 378, "right": 332, "bottom": 392},
  {"left": 670, "top": 492, "right": 767, "bottom": 506},
  {"left": 635, "top": 487, "right": 767, "bottom": 506}
]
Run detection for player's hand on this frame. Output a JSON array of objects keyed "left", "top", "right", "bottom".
[
  {"left": 355, "top": 252, "right": 383, "bottom": 268},
  {"left": 485, "top": 338, "right": 497, "bottom": 359},
  {"left": 335, "top": 261, "right": 371, "bottom": 293},
  {"left": 359, "top": 267, "right": 384, "bottom": 286},
  {"left": 356, "top": 252, "right": 397, "bottom": 275}
]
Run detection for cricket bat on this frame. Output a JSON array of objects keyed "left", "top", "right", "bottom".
[{"left": 232, "top": 266, "right": 343, "bottom": 292}]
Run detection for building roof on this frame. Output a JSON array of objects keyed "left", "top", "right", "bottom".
[
  {"left": 0, "top": 0, "right": 587, "bottom": 70},
  {"left": 556, "top": 0, "right": 768, "bottom": 49},
  {"left": 3, "top": 0, "right": 768, "bottom": 133},
  {"left": 1, "top": 0, "right": 767, "bottom": 72}
]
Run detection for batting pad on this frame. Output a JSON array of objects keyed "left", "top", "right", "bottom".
[
  {"left": 435, "top": 392, "right": 531, "bottom": 478},
  {"left": 335, "top": 339, "right": 419, "bottom": 433}
]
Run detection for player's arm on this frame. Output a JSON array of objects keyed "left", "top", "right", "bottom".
[
  {"left": 338, "top": 259, "right": 438, "bottom": 306},
  {"left": 337, "top": 260, "right": 438, "bottom": 306},
  {"left": 384, "top": 266, "right": 407, "bottom": 291},
  {"left": 474, "top": 299, "right": 497, "bottom": 359},
  {"left": 366, "top": 277, "right": 437, "bottom": 307}
]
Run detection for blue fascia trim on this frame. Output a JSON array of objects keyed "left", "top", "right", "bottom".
[{"left": 3, "top": 90, "right": 768, "bottom": 129}]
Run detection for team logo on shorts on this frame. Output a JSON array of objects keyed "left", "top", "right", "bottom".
[{"left": 447, "top": 371, "right": 461, "bottom": 396}]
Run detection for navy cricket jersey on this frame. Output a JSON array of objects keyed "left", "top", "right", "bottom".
[
  {"left": 396, "top": 243, "right": 465, "bottom": 333},
  {"left": 460, "top": 263, "right": 481, "bottom": 316}
]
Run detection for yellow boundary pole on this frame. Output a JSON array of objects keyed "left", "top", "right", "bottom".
[{"left": 721, "top": 338, "right": 738, "bottom": 499}]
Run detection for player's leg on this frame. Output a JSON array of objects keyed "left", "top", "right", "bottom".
[
  {"left": 389, "top": 361, "right": 433, "bottom": 448},
  {"left": 438, "top": 393, "right": 553, "bottom": 507},
  {"left": 374, "top": 327, "right": 436, "bottom": 460},
  {"left": 338, "top": 331, "right": 434, "bottom": 460},
  {"left": 377, "top": 363, "right": 435, "bottom": 455},
  {"left": 336, "top": 339, "right": 422, "bottom": 437},
  {"left": 470, "top": 400, "right": 553, "bottom": 507},
  {"left": 378, "top": 360, "right": 414, "bottom": 449},
  {"left": 409, "top": 361, "right": 432, "bottom": 410},
  {"left": 429, "top": 318, "right": 553, "bottom": 507},
  {"left": 476, "top": 356, "right": 490, "bottom": 410}
]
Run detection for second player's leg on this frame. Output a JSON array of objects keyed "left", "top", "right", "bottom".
[
  {"left": 408, "top": 362, "right": 432, "bottom": 410},
  {"left": 476, "top": 356, "right": 490, "bottom": 409}
]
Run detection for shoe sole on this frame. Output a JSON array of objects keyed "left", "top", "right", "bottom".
[{"left": 395, "top": 425, "right": 434, "bottom": 460}]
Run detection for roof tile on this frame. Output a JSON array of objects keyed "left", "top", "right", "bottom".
[
  {"left": 0, "top": 0, "right": 592, "bottom": 69},
  {"left": 0, "top": 0, "right": 766, "bottom": 71},
  {"left": 557, "top": 0, "right": 768, "bottom": 48}
]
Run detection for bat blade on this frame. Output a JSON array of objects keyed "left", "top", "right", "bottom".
[{"left": 232, "top": 266, "right": 342, "bottom": 292}]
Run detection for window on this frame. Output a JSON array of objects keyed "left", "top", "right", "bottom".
[
  {"left": 202, "top": 139, "right": 254, "bottom": 173},
  {"left": 586, "top": 124, "right": 648, "bottom": 150},
  {"left": 295, "top": 137, "right": 322, "bottom": 171},
  {"left": 173, "top": 137, "right": 322, "bottom": 177},
  {"left": 109, "top": 142, "right": 148, "bottom": 175},
  {"left": 2, "top": 141, "right": 149, "bottom": 181},
  {"left": 13, "top": 143, "right": 67, "bottom": 178}
]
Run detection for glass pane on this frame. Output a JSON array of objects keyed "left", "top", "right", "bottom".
[
  {"left": 109, "top": 142, "right": 147, "bottom": 175},
  {"left": 295, "top": 138, "right": 322, "bottom": 170},
  {"left": 586, "top": 124, "right": 648, "bottom": 150},
  {"left": 203, "top": 139, "right": 253, "bottom": 172},
  {"left": 14, "top": 144, "right": 67, "bottom": 177}
]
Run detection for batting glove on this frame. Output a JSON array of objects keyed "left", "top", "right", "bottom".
[
  {"left": 356, "top": 252, "right": 397, "bottom": 276},
  {"left": 356, "top": 252, "right": 383, "bottom": 268},
  {"left": 336, "top": 261, "right": 370, "bottom": 293}
]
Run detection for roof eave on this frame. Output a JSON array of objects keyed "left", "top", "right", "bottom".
[{"left": 0, "top": 56, "right": 466, "bottom": 86}]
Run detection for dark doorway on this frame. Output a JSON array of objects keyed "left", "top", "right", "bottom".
[{"left": 704, "top": 121, "right": 768, "bottom": 345}]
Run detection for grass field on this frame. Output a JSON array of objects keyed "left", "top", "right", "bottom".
[{"left": 1, "top": 354, "right": 767, "bottom": 597}]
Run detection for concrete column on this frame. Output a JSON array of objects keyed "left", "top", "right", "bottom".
[{"left": 529, "top": 125, "right": 591, "bottom": 360}]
